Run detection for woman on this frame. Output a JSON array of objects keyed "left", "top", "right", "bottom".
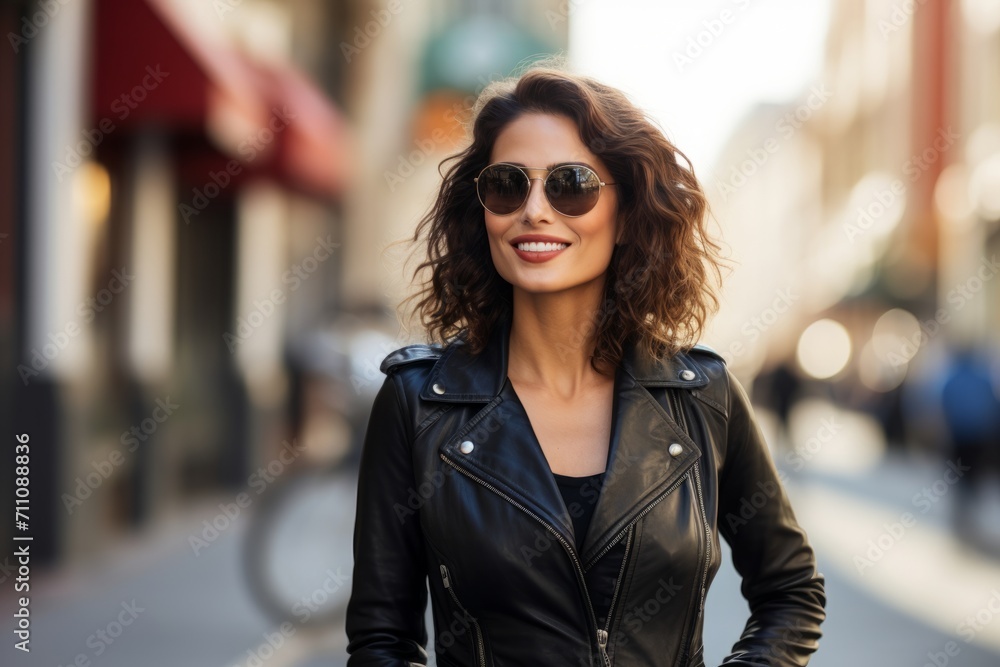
[{"left": 345, "top": 63, "right": 826, "bottom": 666}]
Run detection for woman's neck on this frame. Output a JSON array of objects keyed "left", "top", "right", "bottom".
[{"left": 506, "top": 280, "right": 611, "bottom": 398}]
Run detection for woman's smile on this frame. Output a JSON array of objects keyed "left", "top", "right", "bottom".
[
  {"left": 511, "top": 243, "right": 569, "bottom": 262},
  {"left": 509, "top": 234, "right": 572, "bottom": 263}
]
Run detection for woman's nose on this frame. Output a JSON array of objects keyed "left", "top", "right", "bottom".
[{"left": 522, "top": 178, "right": 551, "bottom": 220}]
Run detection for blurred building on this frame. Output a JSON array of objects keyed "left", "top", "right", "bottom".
[
  {"left": 702, "top": 99, "right": 825, "bottom": 379},
  {"left": 945, "top": 0, "right": 1000, "bottom": 341},
  {"left": 706, "top": 0, "right": 1000, "bottom": 451},
  {"left": 5, "top": 0, "right": 356, "bottom": 564},
  {"left": 3, "top": 0, "right": 567, "bottom": 566}
]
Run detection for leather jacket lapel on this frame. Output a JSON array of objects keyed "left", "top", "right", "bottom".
[
  {"left": 418, "top": 320, "right": 510, "bottom": 403},
  {"left": 439, "top": 382, "right": 577, "bottom": 548},
  {"left": 581, "top": 368, "right": 702, "bottom": 567},
  {"left": 427, "top": 317, "right": 708, "bottom": 567}
]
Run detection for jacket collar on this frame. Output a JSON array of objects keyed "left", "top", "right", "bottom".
[
  {"left": 425, "top": 317, "right": 708, "bottom": 568},
  {"left": 418, "top": 317, "right": 709, "bottom": 403}
]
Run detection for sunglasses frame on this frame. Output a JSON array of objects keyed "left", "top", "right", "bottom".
[{"left": 473, "top": 162, "right": 617, "bottom": 217}]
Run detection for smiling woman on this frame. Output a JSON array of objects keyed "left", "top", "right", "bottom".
[{"left": 345, "top": 59, "right": 826, "bottom": 667}]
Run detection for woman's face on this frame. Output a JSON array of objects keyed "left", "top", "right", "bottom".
[{"left": 483, "top": 112, "right": 619, "bottom": 295}]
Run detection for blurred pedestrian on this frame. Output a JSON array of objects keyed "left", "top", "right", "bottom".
[
  {"left": 753, "top": 356, "right": 803, "bottom": 452},
  {"left": 938, "top": 342, "right": 1000, "bottom": 541}
]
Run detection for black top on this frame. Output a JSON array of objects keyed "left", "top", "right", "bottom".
[
  {"left": 552, "top": 471, "right": 604, "bottom": 553},
  {"left": 550, "top": 449, "right": 628, "bottom": 632}
]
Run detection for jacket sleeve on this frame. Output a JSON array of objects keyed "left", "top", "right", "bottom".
[
  {"left": 345, "top": 371, "right": 430, "bottom": 666},
  {"left": 717, "top": 366, "right": 826, "bottom": 666}
]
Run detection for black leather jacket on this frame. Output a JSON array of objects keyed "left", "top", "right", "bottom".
[{"left": 345, "top": 318, "right": 826, "bottom": 666}]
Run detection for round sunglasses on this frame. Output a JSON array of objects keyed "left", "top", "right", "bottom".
[{"left": 474, "top": 163, "right": 616, "bottom": 217}]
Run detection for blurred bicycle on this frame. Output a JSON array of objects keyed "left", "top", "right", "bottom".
[{"left": 241, "top": 308, "right": 409, "bottom": 628}]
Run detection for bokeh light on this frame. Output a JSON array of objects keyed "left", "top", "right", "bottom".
[{"left": 797, "top": 319, "right": 852, "bottom": 379}]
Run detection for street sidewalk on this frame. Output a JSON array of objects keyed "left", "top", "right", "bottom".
[{"left": 784, "top": 443, "right": 1000, "bottom": 657}]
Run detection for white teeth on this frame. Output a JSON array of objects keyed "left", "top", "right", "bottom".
[{"left": 516, "top": 242, "right": 568, "bottom": 252}]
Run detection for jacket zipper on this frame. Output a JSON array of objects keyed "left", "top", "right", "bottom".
[
  {"left": 668, "top": 387, "right": 713, "bottom": 663},
  {"left": 439, "top": 563, "right": 487, "bottom": 667},
  {"left": 692, "top": 462, "right": 712, "bottom": 614},
  {"left": 596, "top": 524, "right": 634, "bottom": 666},
  {"left": 441, "top": 452, "right": 693, "bottom": 666},
  {"left": 675, "top": 461, "right": 712, "bottom": 664}
]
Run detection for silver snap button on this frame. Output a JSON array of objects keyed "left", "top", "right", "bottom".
[
  {"left": 432, "top": 382, "right": 445, "bottom": 394},
  {"left": 668, "top": 443, "right": 683, "bottom": 457},
  {"left": 459, "top": 440, "right": 475, "bottom": 454},
  {"left": 680, "top": 369, "right": 695, "bottom": 381}
]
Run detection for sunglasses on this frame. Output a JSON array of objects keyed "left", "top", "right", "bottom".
[{"left": 474, "top": 162, "right": 617, "bottom": 217}]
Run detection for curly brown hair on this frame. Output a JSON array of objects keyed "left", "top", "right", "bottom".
[{"left": 396, "top": 60, "right": 730, "bottom": 375}]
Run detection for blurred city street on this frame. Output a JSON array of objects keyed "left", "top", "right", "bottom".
[{"left": 4, "top": 0, "right": 1000, "bottom": 664}]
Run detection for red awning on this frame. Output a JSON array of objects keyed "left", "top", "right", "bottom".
[{"left": 92, "top": 0, "right": 351, "bottom": 200}]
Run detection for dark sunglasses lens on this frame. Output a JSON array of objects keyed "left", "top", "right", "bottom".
[
  {"left": 478, "top": 165, "right": 528, "bottom": 214},
  {"left": 546, "top": 166, "right": 602, "bottom": 216}
]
